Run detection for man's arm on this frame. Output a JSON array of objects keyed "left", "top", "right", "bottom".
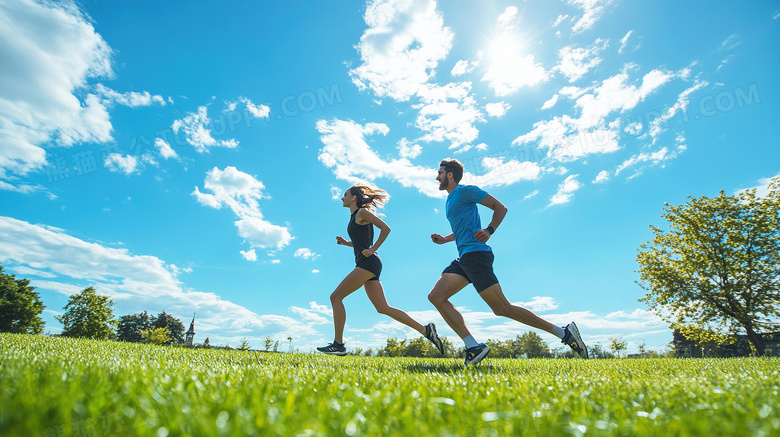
[
  {"left": 431, "top": 233, "right": 455, "bottom": 244},
  {"left": 474, "top": 194, "right": 508, "bottom": 242}
]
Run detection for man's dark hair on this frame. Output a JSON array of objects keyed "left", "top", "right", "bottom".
[{"left": 440, "top": 159, "right": 464, "bottom": 183}]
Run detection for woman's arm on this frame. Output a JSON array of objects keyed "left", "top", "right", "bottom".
[
  {"left": 356, "top": 209, "right": 390, "bottom": 256},
  {"left": 336, "top": 236, "right": 353, "bottom": 247}
]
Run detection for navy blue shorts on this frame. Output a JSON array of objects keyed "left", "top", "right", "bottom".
[
  {"left": 442, "top": 251, "right": 498, "bottom": 292},
  {"left": 356, "top": 254, "right": 382, "bottom": 281}
]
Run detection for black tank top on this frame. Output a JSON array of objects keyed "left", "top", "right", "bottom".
[{"left": 348, "top": 209, "right": 375, "bottom": 264}]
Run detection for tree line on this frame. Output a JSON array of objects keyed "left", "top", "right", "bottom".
[{"left": 0, "top": 276, "right": 186, "bottom": 345}]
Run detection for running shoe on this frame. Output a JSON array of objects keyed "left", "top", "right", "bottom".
[
  {"left": 464, "top": 343, "right": 490, "bottom": 367},
  {"left": 317, "top": 341, "right": 347, "bottom": 356},
  {"left": 561, "top": 322, "right": 588, "bottom": 359},
  {"left": 425, "top": 323, "right": 445, "bottom": 355}
]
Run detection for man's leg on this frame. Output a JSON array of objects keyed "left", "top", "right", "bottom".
[
  {"left": 427, "top": 273, "right": 471, "bottom": 338},
  {"left": 479, "top": 283, "right": 559, "bottom": 334}
]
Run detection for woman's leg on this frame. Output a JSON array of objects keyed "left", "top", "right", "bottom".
[
  {"left": 331, "top": 268, "right": 375, "bottom": 343},
  {"left": 364, "top": 280, "right": 425, "bottom": 335}
]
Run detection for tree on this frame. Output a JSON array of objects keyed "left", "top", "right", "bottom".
[
  {"left": 405, "top": 337, "right": 429, "bottom": 357},
  {"left": 116, "top": 311, "right": 152, "bottom": 342},
  {"left": 380, "top": 338, "right": 407, "bottom": 357},
  {"left": 516, "top": 332, "right": 551, "bottom": 358},
  {"left": 152, "top": 311, "right": 184, "bottom": 344},
  {"left": 608, "top": 336, "right": 627, "bottom": 358},
  {"left": 237, "top": 338, "right": 252, "bottom": 351},
  {"left": 637, "top": 177, "right": 780, "bottom": 354},
  {"left": 636, "top": 340, "right": 647, "bottom": 357},
  {"left": 486, "top": 338, "right": 512, "bottom": 358},
  {"left": 0, "top": 266, "right": 45, "bottom": 334},
  {"left": 140, "top": 327, "right": 172, "bottom": 345},
  {"left": 590, "top": 343, "right": 606, "bottom": 359},
  {"left": 56, "top": 287, "right": 116, "bottom": 339}
]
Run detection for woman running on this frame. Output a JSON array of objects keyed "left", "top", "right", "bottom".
[{"left": 317, "top": 184, "right": 445, "bottom": 356}]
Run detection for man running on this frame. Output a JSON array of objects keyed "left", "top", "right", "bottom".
[{"left": 428, "top": 158, "right": 588, "bottom": 366}]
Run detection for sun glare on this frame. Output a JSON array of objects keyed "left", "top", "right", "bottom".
[{"left": 487, "top": 32, "right": 524, "bottom": 66}]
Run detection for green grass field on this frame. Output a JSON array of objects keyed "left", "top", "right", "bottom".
[{"left": 1, "top": 333, "right": 778, "bottom": 436}]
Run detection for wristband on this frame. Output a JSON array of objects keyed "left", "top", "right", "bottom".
[{"left": 486, "top": 226, "right": 495, "bottom": 235}]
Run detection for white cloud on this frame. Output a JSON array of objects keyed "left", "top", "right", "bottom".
[
  {"left": 523, "top": 189, "right": 539, "bottom": 200},
  {"left": 294, "top": 248, "right": 320, "bottom": 261},
  {"left": 497, "top": 5, "right": 519, "bottom": 29},
  {"left": 593, "top": 170, "right": 610, "bottom": 183},
  {"left": 225, "top": 97, "right": 271, "bottom": 119},
  {"left": 619, "top": 30, "right": 634, "bottom": 54},
  {"left": 646, "top": 79, "right": 708, "bottom": 140},
  {"left": 312, "top": 269, "right": 320, "bottom": 274},
  {"left": 349, "top": 0, "right": 453, "bottom": 101},
  {"left": 514, "top": 68, "right": 674, "bottom": 162},
  {"left": 462, "top": 156, "right": 544, "bottom": 188},
  {"left": 549, "top": 174, "right": 583, "bottom": 206},
  {"left": 192, "top": 166, "right": 293, "bottom": 252},
  {"left": 541, "top": 94, "right": 559, "bottom": 110},
  {"left": 171, "top": 106, "right": 239, "bottom": 153},
  {"left": 553, "top": 14, "right": 569, "bottom": 27},
  {"left": 737, "top": 172, "right": 780, "bottom": 198},
  {"left": 241, "top": 97, "right": 270, "bottom": 118},
  {"left": 0, "top": 216, "right": 318, "bottom": 341},
  {"left": 720, "top": 34, "right": 740, "bottom": 50},
  {"left": 103, "top": 153, "right": 138, "bottom": 175},
  {"left": 554, "top": 39, "right": 608, "bottom": 82},
  {"left": 614, "top": 135, "right": 687, "bottom": 178},
  {"left": 0, "top": 0, "right": 113, "bottom": 184},
  {"left": 413, "top": 82, "right": 484, "bottom": 149},
  {"left": 397, "top": 138, "right": 422, "bottom": 159},
  {"left": 575, "top": 69, "right": 673, "bottom": 130},
  {"left": 568, "top": 0, "right": 615, "bottom": 33},
  {"left": 330, "top": 185, "right": 342, "bottom": 200},
  {"left": 154, "top": 138, "right": 179, "bottom": 160},
  {"left": 316, "top": 118, "right": 443, "bottom": 198},
  {"left": 515, "top": 296, "right": 559, "bottom": 312},
  {"left": 95, "top": 84, "right": 167, "bottom": 107},
  {"left": 451, "top": 57, "right": 480, "bottom": 76},
  {"left": 485, "top": 102, "right": 510, "bottom": 118},
  {"left": 240, "top": 249, "right": 257, "bottom": 262},
  {"left": 289, "top": 301, "right": 331, "bottom": 325}
]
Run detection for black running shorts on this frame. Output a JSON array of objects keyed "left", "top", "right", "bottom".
[
  {"left": 356, "top": 254, "right": 382, "bottom": 281},
  {"left": 442, "top": 251, "right": 499, "bottom": 292}
]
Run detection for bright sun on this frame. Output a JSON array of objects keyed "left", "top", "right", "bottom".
[{"left": 487, "top": 32, "right": 524, "bottom": 66}]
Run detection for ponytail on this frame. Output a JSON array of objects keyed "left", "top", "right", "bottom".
[{"left": 349, "top": 184, "right": 389, "bottom": 211}]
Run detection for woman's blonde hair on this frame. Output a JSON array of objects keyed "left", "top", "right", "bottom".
[{"left": 349, "top": 184, "right": 389, "bottom": 211}]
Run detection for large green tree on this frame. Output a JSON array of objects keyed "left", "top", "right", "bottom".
[
  {"left": 153, "top": 311, "right": 184, "bottom": 344},
  {"left": 56, "top": 287, "right": 116, "bottom": 339},
  {"left": 0, "top": 266, "right": 45, "bottom": 334},
  {"left": 637, "top": 177, "right": 780, "bottom": 354},
  {"left": 116, "top": 311, "right": 152, "bottom": 342}
]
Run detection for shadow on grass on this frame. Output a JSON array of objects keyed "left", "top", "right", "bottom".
[{"left": 400, "top": 360, "right": 507, "bottom": 375}]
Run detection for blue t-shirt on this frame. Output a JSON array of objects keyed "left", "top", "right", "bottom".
[{"left": 445, "top": 184, "right": 491, "bottom": 257}]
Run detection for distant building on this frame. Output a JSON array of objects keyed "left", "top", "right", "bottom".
[
  {"left": 673, "top": 329, "right": 780, "bottom": 357},
  {"left": 185, "top": 315, "right": 195, "bottom": 347}
]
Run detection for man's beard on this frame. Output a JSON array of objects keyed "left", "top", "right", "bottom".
[{"left": 439, "top": 179, "right": 449, "bottom": 190}]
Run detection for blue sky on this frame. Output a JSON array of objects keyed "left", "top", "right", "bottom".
[{"left": 1, "top": 0, "right": 778, "bottom": 354}]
